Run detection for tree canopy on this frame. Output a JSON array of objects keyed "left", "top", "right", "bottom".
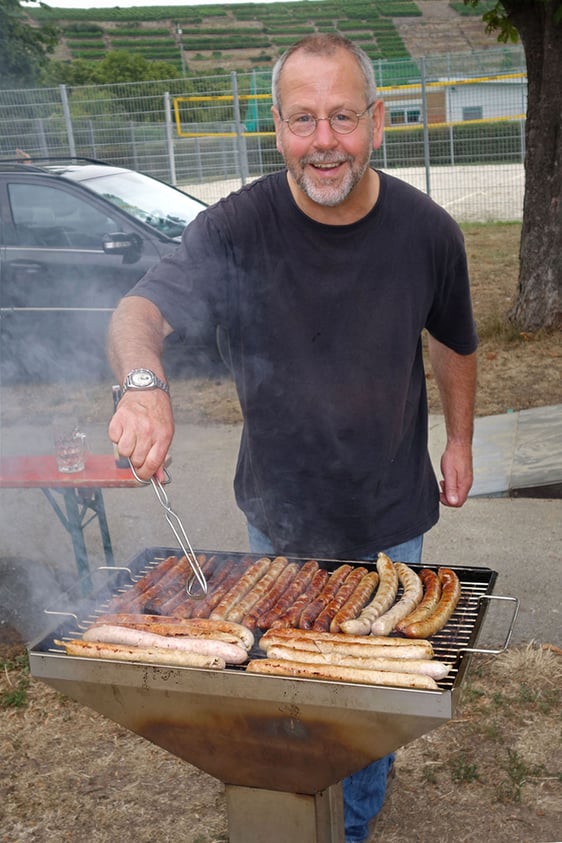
[{"left": 0, "top": 0, "right": 58, "bottom": 87}]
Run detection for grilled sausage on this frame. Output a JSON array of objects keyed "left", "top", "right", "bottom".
[
  {"left": 256, "top": 559, "right": 319, "bottom": 630},
  {"left": 246, "top": 658, "right": 439, "bottom": 689},
  {"left": 157, "top": 555, "right": 219, "bottom": 615},
  {"left": 90, "top": 614, "right": 254, "bottom": 650},
  {"left": 265, "top": 645, "right": 451, "bottom": 679},
  {"left": 395, "top": 568, "right": 441, "bottom": 632},
  {"left": 399, "top": 567, "right": 461, "bottom": 639},
  {"left": 259, "top": 631, "right": 433, "bottom": 660},
  {"left": 370, "top": 563, "right": 424, "bottom": 636},
  {"left": 312, "top": 567, "right": 368, "bottom": 632},
  {"left": 300, "top": 565, "right": 353, "bottom": 629},
  {"left": 270, "top": 568, "right": 330, "bottom": 628},
  {"left": 210, "top": 557, "right": 272, "bottom": 620},
  {"left": 330, "top": 570, "right": 379, "bottom": 633},
  {"left": 241, "top": 562, "right": 300, "bottom": 630},
  {"left": 227, "top": 557, "right": 290, "bottom": 624},
  {"left": 57, "top": 638, "right": 225, "bottom": 669},
  {"left": 106, "top": 554, "right": 179, "bottom": 613},
  {"left": 340, "top": 553, "right": 399, "bottom": 635},
  {"left": 188, "top": 557, "right": 252, "bottom": 619},
  {"left": 82, "top": 624, "right": 248, "bottom": 663}
]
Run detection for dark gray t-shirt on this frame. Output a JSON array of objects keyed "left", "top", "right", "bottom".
[{"left": 130, "top": 170, "right": 477, "bottom": 558}]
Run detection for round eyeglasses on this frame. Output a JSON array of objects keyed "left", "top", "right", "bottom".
[{"left": 282, "top": 103, "right": 375, "bottom": 137}]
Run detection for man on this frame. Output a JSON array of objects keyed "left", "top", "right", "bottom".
[{"left": 107, "top": 34, "right": 477, "bottom": 843}]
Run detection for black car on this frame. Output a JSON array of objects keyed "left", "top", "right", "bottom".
[{"left": 0, "top": 158, "right": 208, "bottom": 381}]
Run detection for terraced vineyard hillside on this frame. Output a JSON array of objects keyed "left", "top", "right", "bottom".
[{"left": 29, "top": 0, "right": 499, "bottom": 75}]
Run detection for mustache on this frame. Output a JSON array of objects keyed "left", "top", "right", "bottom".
[{"left": 300, "top": 153, "right": 352, "bottom": 166}]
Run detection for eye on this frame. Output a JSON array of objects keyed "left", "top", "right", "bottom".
[
  {"left": 331, "top": 111, "right": 356, "bottom": 127},
  {"left": 291, "top": 113, "right": 314, "bottom": 126}
]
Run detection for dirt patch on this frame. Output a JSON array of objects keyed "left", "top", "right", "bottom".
[{"left": 1, "top": 641, "right": 560, "bottom": 842}]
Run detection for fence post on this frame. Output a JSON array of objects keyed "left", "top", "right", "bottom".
[
  {"left": 419, "top": 58, "right": 431, "bottom": 196},
  {"left": 231, "top": 71, "right": 249, "bottom": 186},
  {"left": 164, "top": 91, "right": 177, "bottom": 186},
  {"left": 59, "top": 85, "right": 76, "bottom": 157}
]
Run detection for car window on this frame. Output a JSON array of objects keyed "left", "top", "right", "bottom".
[
  {"left": 8, "top": 182, "right": 120, "bottom": 249},
  {"left": 81, "top": 171, "right": 204, "bottom": 238}
]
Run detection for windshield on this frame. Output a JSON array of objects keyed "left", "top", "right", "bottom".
[{"left": 81, "top": 171, "right": 205, "bottom": 239}]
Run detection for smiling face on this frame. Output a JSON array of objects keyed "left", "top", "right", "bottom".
[{"left": 272, "top": 47, "right": 384, "bottom": 223}]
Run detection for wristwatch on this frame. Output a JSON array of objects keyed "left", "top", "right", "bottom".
[{"left": 121, "top": 368, "right": 170, "bottom": 396}]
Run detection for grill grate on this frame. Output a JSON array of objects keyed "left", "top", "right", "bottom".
[{"left": 40, "top": 548, "right": 498, "bottom": 693}]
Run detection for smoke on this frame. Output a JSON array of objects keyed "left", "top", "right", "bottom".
[{"left": 0, "top": 556, "right": 73, "bottom": 645}]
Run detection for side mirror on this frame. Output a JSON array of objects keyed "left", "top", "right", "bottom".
[{"left": 103, "top": 231, "right": 142, "bottom": 256}]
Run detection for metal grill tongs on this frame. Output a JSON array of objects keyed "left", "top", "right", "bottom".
[
  {"left": 128, "top": 461, "right": 208, "bottom": 599},
  {"left": 112, "top": 384, "right": 207, "bottom": 598}
]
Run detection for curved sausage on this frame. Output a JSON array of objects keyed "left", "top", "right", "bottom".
[
  {"left": 340, "top": 553, "right": 399, "bottom": 635},
  {"left": 370, "top": 563, "right": 423, "bottom": 636},
  {"left": 399, "top": 567, "right": 461, "bottom": 639},
  {"left": 395, "top": 568, "right": 441, "bottom": 632}
]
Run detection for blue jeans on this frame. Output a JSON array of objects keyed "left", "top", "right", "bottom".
[{"left": 246, "top": 524, "right": 423, "bottom": 843}]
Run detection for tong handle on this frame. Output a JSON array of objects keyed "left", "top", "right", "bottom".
[{"left": 128, "top": 461, "right": 208, "bottom": 599}]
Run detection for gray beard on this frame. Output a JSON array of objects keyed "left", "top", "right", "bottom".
[{"left": 293, "top": 159, "right": 367, "bottom": 207}]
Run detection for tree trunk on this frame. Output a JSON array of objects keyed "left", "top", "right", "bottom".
[{"left": 504, "top": 0, "right": 562, "bottom": 330}]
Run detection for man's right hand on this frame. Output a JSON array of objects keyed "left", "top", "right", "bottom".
[{"left": 108, "top": 389, "right": 175, "bottom": 482}]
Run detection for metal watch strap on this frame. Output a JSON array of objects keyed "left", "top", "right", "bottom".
[{"left": 121, "top": 368, "right": 170, "bottom": 396}]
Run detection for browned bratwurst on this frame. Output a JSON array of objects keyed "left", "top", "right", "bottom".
[
  {"left": 399, "top": 567, "right": 461, "bottom": 638},
  {"left": 300, "top": 565, "right": 353, "bottom": 630},
  {"left": 241, "top": 561, "right": 300, "bottom": 630},
  {"left": 312, "top": 567, "right": 368, "bottom": 632},
  {"left": 256, "top": 559, "right": 319, "bottom": 630},
  {"left": 330, "top": 570, "right": 379, "bottom": 633},
  {"left": 395, "top": 568, "right": 441, "bottom": 632},
  {"left": 271, "top": 568, "right": 330, "bottom": 628}
]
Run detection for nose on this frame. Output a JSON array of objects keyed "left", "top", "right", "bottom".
[{"left": 312, "top": 117, "right": 339, "bottom": 146}]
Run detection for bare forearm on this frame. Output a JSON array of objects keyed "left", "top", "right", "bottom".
[
  {"left": 107, "top": 295, "right": 173, "bottom": 384},
  {"left": 428, "top": 334, "right": 477, "bottom": 444},
  {"left": 428, "top": 334, "right": 477, "bottom": 507},
  {"left": 106, "top": 296, "right": 175, "bottom": 480}
]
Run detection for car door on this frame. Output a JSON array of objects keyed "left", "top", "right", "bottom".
[{"left": 0, "top": 177, "right": 165, "bottom": 380}]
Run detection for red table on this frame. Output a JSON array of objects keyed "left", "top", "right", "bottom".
[{"left": 0, "top": 454, "right": 140, "bottom": 590}]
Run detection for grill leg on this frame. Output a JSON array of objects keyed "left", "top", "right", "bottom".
[{"left": 225, "top": 783, "right": 345, "bottom": 843}]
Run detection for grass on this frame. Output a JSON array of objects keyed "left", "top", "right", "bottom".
[{"left": 0, "top": 652, "right": 30, "bottom": 709}]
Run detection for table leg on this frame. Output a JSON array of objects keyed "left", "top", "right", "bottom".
[
  {"left": 79, "top": 488, "right": 114, "bottom": 567},
  {"left": 61, "top": 489, "right": 93, "bottom": 592}
]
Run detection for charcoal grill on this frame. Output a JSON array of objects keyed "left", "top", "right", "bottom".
[{"left": 29, "top": 548, "right": 518, "bottom": 843}]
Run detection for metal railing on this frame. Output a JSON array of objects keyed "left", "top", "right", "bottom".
[{"left": 0, "top": 46, "right": 527, "bottom": 222}]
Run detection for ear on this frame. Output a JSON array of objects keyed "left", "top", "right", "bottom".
[
  {"left": 371, "top": 99, "right": 385, "bottom": 151},
  {"left": 271, "top": 106, "right": 283, "bottom": 154}
]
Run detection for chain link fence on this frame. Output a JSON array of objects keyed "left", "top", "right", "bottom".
[{"left": 0, "top": 46, "right": 526, "bottom": 222}]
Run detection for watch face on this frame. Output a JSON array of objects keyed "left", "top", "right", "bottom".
[{"left": 131, "top": 369, "right": 154, "bottom": 387}]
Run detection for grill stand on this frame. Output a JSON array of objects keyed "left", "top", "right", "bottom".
[{"left": 226, "top": 784, "right": 344, "bottom": 843}]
